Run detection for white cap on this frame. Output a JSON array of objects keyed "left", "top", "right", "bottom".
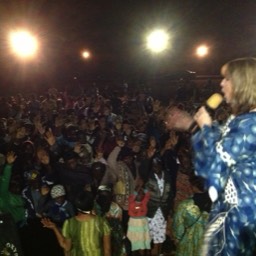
[{"left": 50, "top": 185, "right": 66, "bottom": 199}]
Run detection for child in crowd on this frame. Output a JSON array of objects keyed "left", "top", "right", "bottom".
[
  {"left": 41, "top": 190, "right": 111, "bottom": 256},
  {"left": 42, "top": 184, "right": 75, "bottom": 227},
  {"left": 127, "top": 186, "right": 151, "bottom": 256},
  {"left": 94, "top": 185, "right": 125, "bottom": 256}
]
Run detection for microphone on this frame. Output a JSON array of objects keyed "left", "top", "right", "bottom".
[
  {"left": 205, "top": 93, "right": 223, "bottom": 114},
  {"left": 189, "top": 93, "right": 223, "bottom": 133}
]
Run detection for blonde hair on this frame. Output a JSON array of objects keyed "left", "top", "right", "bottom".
[{"left": 221, "top": 57, "right": 256, "bottom": 115}]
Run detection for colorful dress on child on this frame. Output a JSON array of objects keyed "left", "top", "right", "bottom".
[{"left": 126, "top": 191, "right": 151, "bottom": 251}]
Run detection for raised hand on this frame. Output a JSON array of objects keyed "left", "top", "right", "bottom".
[
  {"left": 74, "top": 142, "right": 82, "bottom": 154},
  {"left": 165, "top": 106, "right": 194, "bottom": 132},
  {"left": 44, "top": 128, "right": 56, "bottom": 146},
  {"left": 6, "top": 151, "right": 17, "bottom": 165},
  {"left": 41, "top": 186, "right": 50, "bottom": 196},
  {"left": 41, "top": 218, "right": 56, "bottom": 229},
  {"left": 35, "top": 119, "right": 46, "bottom": 135},
  {"left": 147, "top": 146, "right": 156, "bottom": 159}
]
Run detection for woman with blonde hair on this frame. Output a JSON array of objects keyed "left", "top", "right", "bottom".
[{"left": 192, "top": 57, "right": 256, "bottom": 255}]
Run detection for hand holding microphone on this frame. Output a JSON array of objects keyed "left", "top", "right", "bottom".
[
  {"left": 194, "top": 106, "right": 213, "bottom": 128},
  {"left": 165, "top": 93, "right": 223, "bottom": 132},
  {"left": 190, "top": 93, "right": 223, "bottom": 132}
]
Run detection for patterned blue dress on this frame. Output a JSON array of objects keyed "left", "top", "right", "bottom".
[{"left": 192, "top": 112, "right": 256, "bottom": 256}]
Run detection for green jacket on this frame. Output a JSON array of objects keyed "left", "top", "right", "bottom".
[{"left": 0, "top": 164, "right": 26, "bottom": 224}]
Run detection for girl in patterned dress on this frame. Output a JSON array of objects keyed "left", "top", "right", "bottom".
[{"left": 127, "top": 186, "right": 151, "bottom": 255}]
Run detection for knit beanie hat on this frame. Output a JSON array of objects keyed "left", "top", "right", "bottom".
[{"left": 50, "top": 185, "right": 66, "bottom": 199}]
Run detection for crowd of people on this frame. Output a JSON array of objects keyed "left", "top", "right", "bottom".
[
  {"left": 2, "top": 56, "right": 255, "bottom": 256},
  {"left": 0, "top": 83, "right": 210, "bottom": 256}
]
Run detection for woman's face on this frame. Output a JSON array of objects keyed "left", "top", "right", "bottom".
[{"left": 220, "top": 67, "right": 233, "bottom": 103}]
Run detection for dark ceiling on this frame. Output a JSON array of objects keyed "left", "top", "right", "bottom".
[{"left": 0, "top": 0, "right": 255, "bottom": 90}]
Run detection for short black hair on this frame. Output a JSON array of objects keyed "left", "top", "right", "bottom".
[
  {"left": 74, "top": 191, "right": 94, "bottom": 212},
  {"left": 189, "top": 175, "right": 206, "bottom": 192},
  {"left": 118, "top": 147, "right": 134, "bottom": 160}
]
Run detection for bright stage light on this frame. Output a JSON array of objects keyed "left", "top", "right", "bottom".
[
  {"left": 196, "top": 45, "right": 209, "bottom": 58},
  {"left": 146, "top": 29, "right": 169, "bottom": 53},
  {"left": 81, "top": 50, "right": 91, "bottom": 59},
  {"left": 9, "top": 30, "right": 38, "bottom": 58}
]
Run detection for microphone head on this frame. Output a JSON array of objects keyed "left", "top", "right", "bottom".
[{"left": 206, "top": 93, "right": 223, "bottom": 110}]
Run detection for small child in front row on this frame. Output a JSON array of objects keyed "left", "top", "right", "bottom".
[
  {"left": 42, "top": 184, "right": 75, "bottom": 227},
  {"left": 127, "top": 186, "right": 151, "bottom": 255}
]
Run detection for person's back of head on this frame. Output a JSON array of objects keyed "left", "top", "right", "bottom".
[
  {"left": 96, "top": 185, "right": 113, "bottom": 215},
  {"left": 74, "top": 191, "right": 94, "bottom": 213},
  {"left": 189, "top": 175, "right": 212, "bottom": 212},
  {"left": 189, "top": 175, "right": 205, "bottom": 192},
  {"left": 118, "top": 146, "right": 134, "bottom": 163}
]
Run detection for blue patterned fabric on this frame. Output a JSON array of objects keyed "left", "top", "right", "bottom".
[{"left": 192, "top": 112, "right": 256, "bottom": 255}]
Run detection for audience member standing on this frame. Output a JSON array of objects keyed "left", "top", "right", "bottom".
[
  {"left": 144, "top": 155, "right": 174, "bottom": 256},
  {"left": 0, "top": 152, "right": 26, "bottom": 226},
  {"left": 127, "top": 186, "right": 151, "bottom": 255},
  {"left": 172, "top": 175, "right": 211, "bottom": 256},
  {"left": 107, "top": 139, "right": 138, "bottom": 233},
  {"left": 41, "top": 191, "right": 111, "bottom": 256}
]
